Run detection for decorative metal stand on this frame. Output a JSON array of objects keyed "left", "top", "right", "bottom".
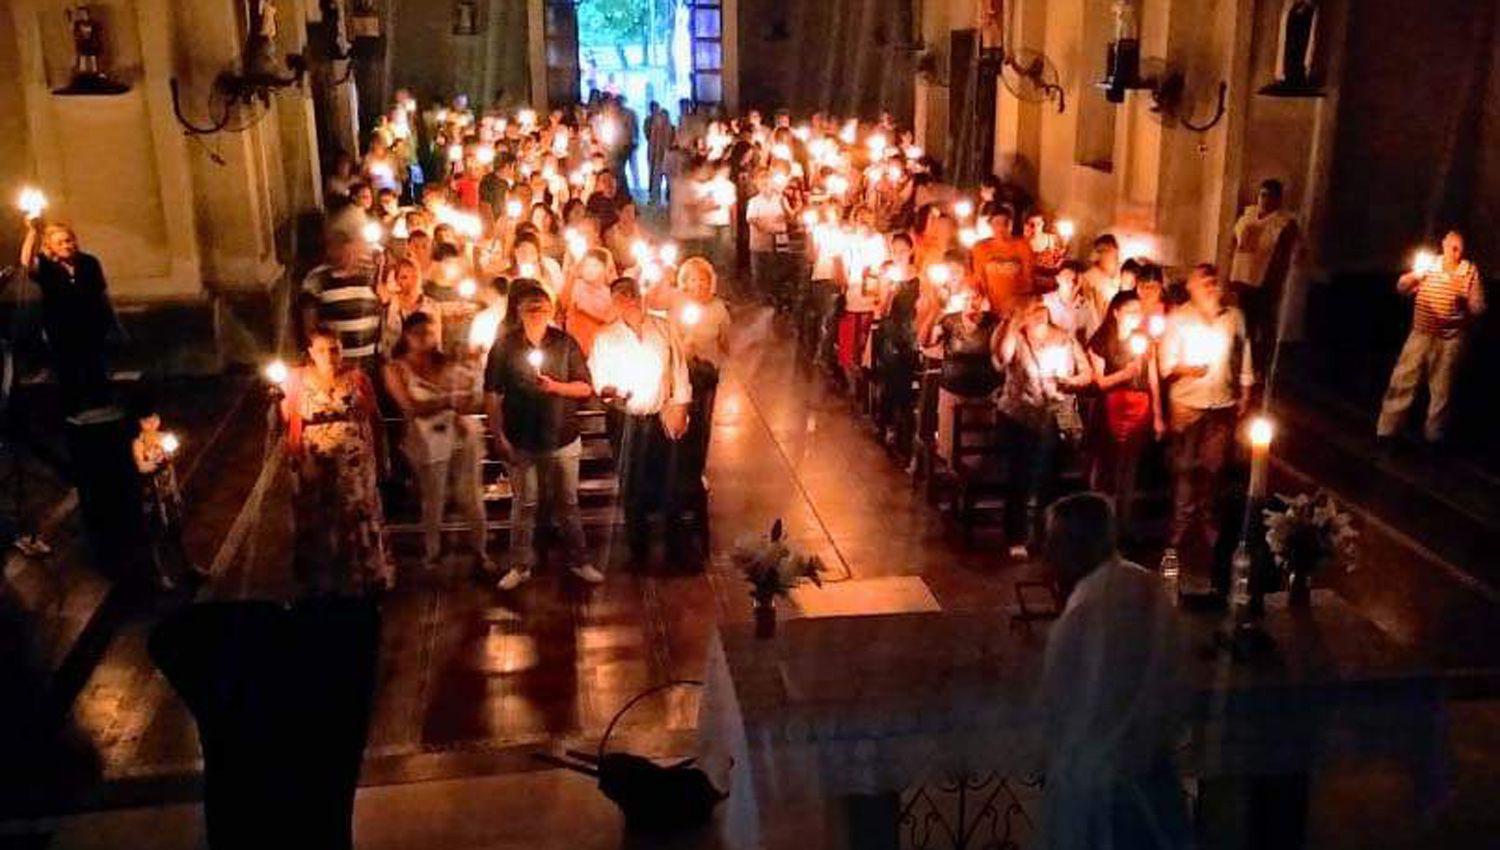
[{"left": 899, "top": 772, "right": 1045, "bottom": 850}]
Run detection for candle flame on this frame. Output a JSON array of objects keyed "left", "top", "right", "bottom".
[
  {"left": 1248, "top": 416, "right": 1275, "bottom": 448},
  {"left": 18, "top": 187, "right": 47, "bottom": 218},
  {"left": 264, "top": 359, "right": 289, "bottom": 386},
  {"left": 526, "top": 348, "right": 544, "bottom": 370},
  {"left": 361, "top": 221, "right": 383, "bottom": 246},
  {"left": 682, "top": 303, "right": 703, "bottom": 326},
  {"left": 457, "top": 278, "right": 478, "bottom": 299},
  {"left": 1056, "top": 219, "right": 1076, "bottom": 242},
  {"left": 161, "top": 432, "right": 180, "bottom": 456}
]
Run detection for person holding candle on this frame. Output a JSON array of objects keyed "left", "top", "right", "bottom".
[
  {"left": 15, "top": 215, "right": 123, "bottom": 414},
  {"left": 509, "top": 234, "right": 565, "bottom": 301},
  {"left": 1377, "top": 230, "right": 1485, "bottom": 449},
  {"left": 1088, "top": 291, "right": 1165, "bottom": 541},
  {"left": 280, "top": 328, "right": 392, "bottom": 597},
  {"left": 1157, "top": 264, "right": 1254, "bottom": 579},
  {"left": 378, "top": 258, "right": 444, "bottom": 358},
  {"left": 969, "top": 206, "right": 1035, "bottom": 318},
  {"left": 746, "top": 170, "right": 792, "bottom": 309},
  {"left": 485, "top": 282, "right": 602, "bottom": 589},
  {"left": 589, "top": 278, "right": 693, "bottom": 564},
  {"left": 384, "top": 312, "right": 488, "bottom": 574},
  {"left": 995, "top": 302, "right": 1094, "bottom": 560},
  {"left": 921, "top": 282, "right": 1001, "bottom": 468},
  {"left": 645, "top": 101, "right": 676, "bottom": 207},
  {"left": 874, "top": 235, "right": 922, "bottom": 454},
  {"left": 132, "top": 409, "right": 207, "bottom": 591},
  {"left": 1042, "top": 260, "right": 1098, "bottom": 343},
  {"left": 669, "top": 258, "right": 732, "bottom": 518},
  {"left": 561, "top": 247, "right": 618, "bottom": 356}
]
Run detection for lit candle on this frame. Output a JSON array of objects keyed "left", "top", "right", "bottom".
[
  {"left": 953, "top": 199, "right": 974, "bottom": 220},
  {"left": 457, "top": 277, "right": 478, "bottom": 299},
  {"left": 772, "top": 143, "right": 792, "bottom": 161},
  {"left": 264, "top": 359, "right": 289, "bottom": 388},
  {"left": 866, "top": 133, "right": 888, "bottom": 155},
  {"left": 18, "top": 187, "right": 48, "bottom": 220},
  {"left": 1128, "top": 333, "right": 1149, "bottom": 358},
  {"left": 659, "top": 243, "right": 679, "bottom": 266},
  {"left": 361, "top": 221, "right": 384, "bottom": 247},
  {"left": 839, "top": 120, "right": 858, "bottom": 145},
  {"left": 1248, "top": 415, "right": 1274, "bottom": 499},
  {"left": 825, "top": 174, "right": 849, "bottom": 197},
  {"left": 517, "top": 108, "right": 538, "bottom": 129},
  {"left": 475, "top": 144, "right": 496, "bottom": 166},
  {"left": 904, "top": 145, "right": 924, "bottom": 161},
  {"left": 1411, "top": 249, "right": 1438, "bottom": 275},
  {"left": 518, "top": 262, "right": 539, "bottom": 279},
  {"left": 631, "top": 240, "right": 650, "bottom": 264},
  {"left": 1039, "top": 345, "right": 1071, "bottom": 380},
  {"left": 1182, "top": 325, "right": 1225, "bottom": 368},
  {"left": 447, "top": 143, "right": 464, "bottom": 163},
  {"left": 1056, "top": 219, "right": 1075, "bottom": 244},
  {"left": 526, "top": 347, "right": 544, "bottom": 373},
  {"left": 505, "top": 199, "right": 524, "bottom": 219},
  {"left": 160, "top": 432, "right": 181, "bottom": 457},
  {"left": 958, "top": 228, "right": 981, "bottom": 249},
  {"left": 682, "top": 303, "right": 703, "bottom": 327},
  {"left": 393, "top": 218, "right": 410, "bottom": 240},
  {"left": 927, "top": 263, "right": 953, "bottom": 286},
  {"left": 468, "top": 309, "right": 501, "bottom": 349},
  {"left": 1147, "top": 314, "right": 1166, "bottom": 339}
]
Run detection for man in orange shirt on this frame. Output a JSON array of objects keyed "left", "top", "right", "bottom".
[{"left": 969, "top": 205, "right": 1034, "bottom": 317}]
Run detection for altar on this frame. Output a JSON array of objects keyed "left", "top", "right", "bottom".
[{"left": 697, "top": 590, "right": 1457, "bottom": 850}]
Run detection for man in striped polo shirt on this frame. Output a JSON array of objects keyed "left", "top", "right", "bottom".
[
  {"left": 300, "top": 231, "right": 382, "bottom": 369},
  {"left": 1377, "top": 230, "right": 1486, "bottom": 447}
]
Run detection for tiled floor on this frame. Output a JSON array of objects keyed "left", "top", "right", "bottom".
[{"left": 7, "top": 305, "right": 1500, "bottom": 848}]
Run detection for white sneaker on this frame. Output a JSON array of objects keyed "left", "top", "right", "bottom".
[
  {"left": 1007, "top": 544, "right": 1030, "bottom": 562},
  {"left": 570, "top": 564, "right": 605, "bottom": 584},
  {"left": 496, "top": 568, "right": 532, "bottom": 591}
]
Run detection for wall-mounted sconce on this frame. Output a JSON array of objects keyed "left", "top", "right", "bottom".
[
  {"left": 1097, "top": 0, "right": 1226, "bottom": 132},
  {"left": 170, "top": 0, "right": 305, "bottom": 136}
]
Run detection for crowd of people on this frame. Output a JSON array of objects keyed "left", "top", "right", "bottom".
[{"left": 260, "top": 86, "right": 1480, "bottom": 599}]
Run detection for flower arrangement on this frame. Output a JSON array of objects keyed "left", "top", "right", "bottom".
[
  {"left": 731, "top": 519, "right": 824, "bottom": 606},
  {"left": 1263, "top": 490, "right": 1359, "bottom": 579}
]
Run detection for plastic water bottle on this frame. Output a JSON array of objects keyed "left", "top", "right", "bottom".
[
  {"left": 1230, "top": 543, "right": 1253, "bottom": 616},
  {"left": 1159, "top": 548, "right": 1181, "bottom": 606}
]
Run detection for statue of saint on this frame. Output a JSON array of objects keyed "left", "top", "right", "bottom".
[
  {"left": 69, "top": 6, "right": 103, "bottom": 77},
  {"left": 58, "top": 5, "right": 127, "bottom": 93},
  {"left": 1276, "top": 0, "right": 1319, "bottom": 86}
]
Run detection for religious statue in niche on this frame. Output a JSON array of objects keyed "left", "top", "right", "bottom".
[
  {"left": 453, "top": 0, "right": 479, "bottom": 36},
  {"left": 245, "top": 0, "right": 290, "bottom": 79},
  {"left": 1261, "top": 0, "right": 1323, "bottom": 96},
  {"left": 56, "top": 5, "right": 128, "bottom": 94}
]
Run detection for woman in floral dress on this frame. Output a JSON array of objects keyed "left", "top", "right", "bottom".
[{"left": 281, "top": 328, "right": 392, "bottom": 595}]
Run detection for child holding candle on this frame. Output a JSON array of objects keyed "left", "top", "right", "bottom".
[{"left": 133, "top": 409, "right": 207, "bottom": 591}]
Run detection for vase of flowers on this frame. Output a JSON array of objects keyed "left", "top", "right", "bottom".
[
  {"left": 731, "top": 519, "right": 824, "bottom": 638},
  {"left": 1262, "top": 490, "right": 1358, "bottom": 607}
]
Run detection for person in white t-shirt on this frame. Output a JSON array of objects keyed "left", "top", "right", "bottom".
[{"left": 746, "top": 170, "right": 790, "bottom": 308}]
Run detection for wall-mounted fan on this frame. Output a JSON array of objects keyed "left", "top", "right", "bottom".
[{"left": 1000, "top": 48, "right": 1065, "bottom": 114}]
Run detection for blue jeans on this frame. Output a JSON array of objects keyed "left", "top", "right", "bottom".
[{"left": 508, "top": 438, "right": 590, "bottom": 572}]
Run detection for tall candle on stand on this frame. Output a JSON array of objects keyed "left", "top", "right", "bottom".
[{"left": 1247, "top": 416, "right": 1274, "bottom": 499}]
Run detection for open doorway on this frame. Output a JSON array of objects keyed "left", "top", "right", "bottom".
[{"left": 576, "top": 0, "right": 693, "bottom": 117}]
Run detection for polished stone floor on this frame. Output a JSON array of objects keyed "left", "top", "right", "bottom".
[{"left": 4, "top": 303, "right": 1499, "bottom": 848}]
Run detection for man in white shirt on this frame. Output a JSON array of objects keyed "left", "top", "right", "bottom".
[
  {"left": 1158, "top": 264, "right": 1253, "bottom": 579},
  {"left": 1040, "top": 493, "right": 1190, "bottom": 850},
  {"left": 1230, "top": 179, "right": 1299, "bottom": 373},
  {"left": 590, "top": 278, "right": 692, "bottom": 562},
  {"left": 745, "top": 170, "right": 790, "bottom": 308}
]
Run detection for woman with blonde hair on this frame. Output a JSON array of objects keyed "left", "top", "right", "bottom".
[{"left": 669, "top": 257, "right": 731, "bottom": 516}]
